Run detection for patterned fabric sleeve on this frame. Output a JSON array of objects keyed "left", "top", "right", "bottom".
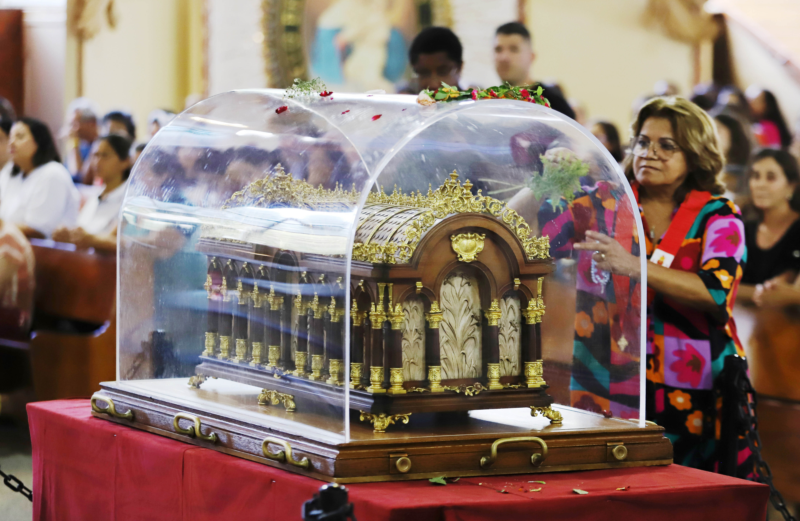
[{"left": 690, "top": 198, "right": 746, "bottom": 326}]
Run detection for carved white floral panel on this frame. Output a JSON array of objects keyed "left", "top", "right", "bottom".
[
  {"left": 440, "top": 269, "right": 482, "bottom": 379},
  {"left": 499, "top": 296, "right": 521, "bottom": 376},
  {"left": 402, "top": 296, "right": 426, "bottom": 381}
]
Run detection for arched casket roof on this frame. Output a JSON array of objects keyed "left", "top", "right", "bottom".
[{"left": 221, "top": 166, "right": 549, "bottom": 265}]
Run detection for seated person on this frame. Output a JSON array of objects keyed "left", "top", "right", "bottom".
[
  {"left": 64, "top": 98, "right": 100, "bottom": 183},
  {"left": 738, "top": 149, "right": 800, "bottom": 304},
  {"left": 102, "top": 110, "right": 136, "bottom": 141},
  {"left": 0, "top": 118, "right": 80, "bottom": 238},
  {"left": 52, "top": 134, "right": 131, "bottom": 253},
  {"left": 405, "top": 27, "right": 464, "bottom": 92}
]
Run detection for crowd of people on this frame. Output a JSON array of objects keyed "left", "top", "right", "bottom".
[{"left": 0, "top": 21, "right": 798, "bottom": 482}]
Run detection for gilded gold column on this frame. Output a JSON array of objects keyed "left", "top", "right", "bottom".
[
  {"left": 326, "top": 297, "right": 345, "bottom": 385},
  {"left": 202, "top": 266, "right": 219, "bottom": 357},
  {"left": 485, "top": 299, "right": 503, "bottom": 390},
  {"left": 425, "top": 301, "right": 444, "bottom": 392},
  {"left": 292, "top": 292, "right": 309, "bottom": 377},
  {"left": 350, "top": 299, "right": 364, "bottom": 389},
  {"left": 367, "top": 283, "right": 387, "bottom": 393},
  {"left": 218, "top": 274, "right": 232, "bottom": 359},
  {"left": 521, "top": 277, "right": 546, "bottom": 388},
  {"left": 267, "top": 286, "right": 284, "bottom": 369},
  {"left": 308, "top": 294, "right": 325, "bottom": 381},
  {"left": 250, "top": 283, "right": 265, "bottom": 366},
  {"left": 232, "top": 280, "right": 250, "bottom": 363},
  {"left": 387, "top": 303, "right": 406, "bottom": 394}
]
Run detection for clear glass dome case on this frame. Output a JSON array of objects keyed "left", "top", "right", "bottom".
[{"left": 116, "top": 90, "right": 646, "bottom": 444}]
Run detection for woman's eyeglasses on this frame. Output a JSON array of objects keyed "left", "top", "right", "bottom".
[{"left": 631, "top": 137, "right": 680, "bottom": 160}]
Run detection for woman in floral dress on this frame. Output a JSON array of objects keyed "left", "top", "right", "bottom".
[{"left": 543, "top": 97, "right": 750, "bottom": 474}]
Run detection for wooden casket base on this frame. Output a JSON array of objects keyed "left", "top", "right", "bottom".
[
  {"left": 193, "top": 356, "right": 555, "bottom": 417},
  {"left": 92, "top": 378, "right": 672, "bottom": 483}
]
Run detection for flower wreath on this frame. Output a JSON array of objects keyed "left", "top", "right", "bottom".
[{"left": 417, "top": 82, "right": 551, "bottom": 107}]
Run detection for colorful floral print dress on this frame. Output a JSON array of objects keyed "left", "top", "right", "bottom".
[{"left": 541, "top": 182, "right": 751, "bottom": 474}]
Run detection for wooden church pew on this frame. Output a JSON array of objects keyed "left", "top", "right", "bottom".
[
  {"left": 28, "top": 239, "right": 116, "bottom": 401},
  {"left": 734, "top": 304, "right": 800, "bottom": 503}
]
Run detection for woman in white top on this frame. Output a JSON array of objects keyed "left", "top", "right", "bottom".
[
  {"left": 52, "top": 134, "right": 130, "bottom": 253},
  {"left": 0, "top": 118, "right": 80, "bottom": 238}
]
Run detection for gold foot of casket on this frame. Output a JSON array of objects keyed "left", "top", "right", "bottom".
[
  {"left": 359, "top": 411, "right": 411, "bottom": 433},
  {"left": 187, "top": 375, "right": 208, "bottom": 389},
  {"left": 257, "top": 389, "right": 296, "bottom": 412},
  {"left": 531, "top": 405, "right": 563, "bottom": 424}
]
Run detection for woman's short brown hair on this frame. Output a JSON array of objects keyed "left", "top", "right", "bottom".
[{"left": 624, "top": 96, "right": 725, "bottom": 200}]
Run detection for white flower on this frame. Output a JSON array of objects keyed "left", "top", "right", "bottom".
[{"left": 417, "top": 91, "right": 435, "bottom": 106}]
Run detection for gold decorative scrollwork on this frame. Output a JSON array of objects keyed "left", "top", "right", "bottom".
[
  {"left": 354, "top": 172, "right": 551, "bottom": 264},
  {"left": 257, "top": 389, "right": 296, "bottom": 412},
  {"left": 91, "top": 394, "right": 134, "bottom": 420},
  {"left": 359, "top": 411, "right": 411, "bottom": 433},
  {"left": 262, "top": 437, "right": 310, "bottom": 469},
  {"left": 220, "top": 167, "right": 549, "bottom": 265},
  {"left": 530, "top": 405, "right": 563, "bottom": 424},
  {"left": 451, "top": 233, "right": 485, "bottom": 262},
  {"left": 442, "top": 383, "right": 484, "bottom": 396}
]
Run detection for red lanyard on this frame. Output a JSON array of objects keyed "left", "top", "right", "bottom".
[{"left": 631, "top": 183, "right": 711, "bottom": 269}]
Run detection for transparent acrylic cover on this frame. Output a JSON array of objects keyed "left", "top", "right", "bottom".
[{"left": 117, "top": 90, "right": 646, "bottom": 444}]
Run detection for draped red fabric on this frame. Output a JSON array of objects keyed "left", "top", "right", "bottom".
[{"left": 28, "top": 400, "right": 768, "bottom": 521}]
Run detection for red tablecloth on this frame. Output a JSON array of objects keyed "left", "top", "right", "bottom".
[{"left": 28, "top": 399, "right": 769, "bottom": 521}]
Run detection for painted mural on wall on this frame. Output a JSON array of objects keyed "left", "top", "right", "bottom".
[{"left": 263, "top": 0, "right": 452, "bottom": 90}]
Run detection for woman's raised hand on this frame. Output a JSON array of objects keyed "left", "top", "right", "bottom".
[{"left": 574, "top": 230, "right": 641, "bottom": 279}]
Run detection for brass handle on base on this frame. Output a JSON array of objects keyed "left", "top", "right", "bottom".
[
  {"left": 480, "top": 436, "right": 548, "bottom": 468},
  {"left": 612, "top": 444, "right": 628, "bottom": 461},
  {"left": 173, "top": 413, "right": 218, "bottom": 443},
  {"left": 91, "top": 393, "right": 133, "bottom": 420},
  {"left": 262, "top": 437, "right": 310, "bottom": 469}
]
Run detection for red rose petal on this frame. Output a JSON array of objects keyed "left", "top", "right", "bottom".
[
  {"left": 372, "top": 114, "right": 382, "bottom": 121},
  {"left": 342, "top": 110, "right": 350, "bottom": 114},
  {"left": 275, "top": 106, "right": 288, "bottom": 114}
]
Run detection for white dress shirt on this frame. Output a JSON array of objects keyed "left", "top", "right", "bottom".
[
  {"left": 76, "top": 181, "right": 127, "bottom": 235},
  {"left": 0, "top": 161, "right": 80, "bottom": 237}
]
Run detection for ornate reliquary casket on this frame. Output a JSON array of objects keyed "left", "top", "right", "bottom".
[{"left": 93, "top": 91, "right": 671, "bottom": 482}]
